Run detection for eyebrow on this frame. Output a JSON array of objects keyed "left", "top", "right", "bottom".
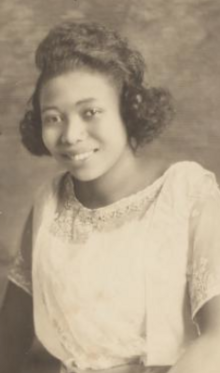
[
  {"left": 41, "top": 106, "right": 60, "bottom": 114},
  {"left": 75, "top": 98, "right": 97, "bottom": 106},
  {"left": 41, "top": 98, "right": 97, "bottom": 114}
]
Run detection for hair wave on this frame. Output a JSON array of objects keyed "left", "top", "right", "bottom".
[{"left": 20, "top": 21, "right": 174, "bottom": 155}]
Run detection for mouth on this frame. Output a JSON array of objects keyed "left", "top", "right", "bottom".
[{"left": 61, "top": 149, "right": 99, "bottom": 162}]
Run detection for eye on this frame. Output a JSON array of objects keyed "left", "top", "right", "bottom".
[
  {"left": 83, "top": 108, "right": 103, "bottom": 120},
  {"left": 42, "top": 113, "right": 63, "bottom": 126}
]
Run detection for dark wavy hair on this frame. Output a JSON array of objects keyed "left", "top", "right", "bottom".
[{"left": 20, "top": 21, "right": 174, "bottom": 156}]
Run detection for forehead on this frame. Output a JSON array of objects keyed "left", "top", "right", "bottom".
[{"left": 39, "top": 70, "right": 120, "bottom": 108}]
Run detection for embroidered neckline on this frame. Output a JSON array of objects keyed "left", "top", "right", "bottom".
[
  {"left": 64, "top": 170, "right": 166, "bottom": 214},
  {"left": 48, "top": 170, "right": 167, "bottom": 243}
]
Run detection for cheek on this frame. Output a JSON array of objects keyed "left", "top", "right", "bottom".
[
  {"left": 112, "top": 119, "right": 129, "bottom": 144},
  {"left": 42, "top": 127, "right": 58, "bottom": 149},
  {"left": 101, "top": 112, "right": 127, "bottom": 139}
]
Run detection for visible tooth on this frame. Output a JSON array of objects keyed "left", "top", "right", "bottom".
[{"left": 74, "top": 151, "right": 93, "bottom": 161}]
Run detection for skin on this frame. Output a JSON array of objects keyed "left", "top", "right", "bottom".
[
  {"left": 40, "top": 69, "right": 157, "bottom": 208},
  {"left": 1, "top": 68, "right": 220, "bottom": 373}
]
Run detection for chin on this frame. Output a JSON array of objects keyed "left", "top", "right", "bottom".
[{"left": 68, "top": 168, "right": 102, "bottom": 183}]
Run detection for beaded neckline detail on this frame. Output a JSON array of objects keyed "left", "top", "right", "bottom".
[{"left": 49, "top": 172, "right": 165, "bottom": 243}]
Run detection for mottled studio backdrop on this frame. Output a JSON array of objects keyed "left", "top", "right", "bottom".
[
  {"left": 1, "top": 0, "right": 220, "bottom": 302},
  {"left": 1, "top": 0, "right": 220, "bottom": 371}
]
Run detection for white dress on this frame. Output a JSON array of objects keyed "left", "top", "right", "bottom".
[{"left": 9, "top": 162, "right": 220, "bottom": 373}]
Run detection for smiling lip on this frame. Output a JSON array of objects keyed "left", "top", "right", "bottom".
[{"left": 61, "top": 149, "right": 98, "bottom": 162}]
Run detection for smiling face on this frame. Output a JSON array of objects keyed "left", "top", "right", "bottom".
[{"left": 39, "top": 70, "right": 135, "bottom": 184}]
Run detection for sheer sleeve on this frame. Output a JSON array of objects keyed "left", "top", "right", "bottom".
[
  {"left": 188, "top": 173, "right": 220, "bottom": 320},
  {"left": 8, "top": 209, "right": 33, "bottom": 296}
]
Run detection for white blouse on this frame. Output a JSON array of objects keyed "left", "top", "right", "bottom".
[{"left": 9, "top": 162, "right": 220, "bottom": 373}]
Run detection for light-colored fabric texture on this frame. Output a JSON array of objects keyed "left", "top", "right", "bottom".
[
  {"left": 59, "top": 362, "right": 170, "bottom": 373},
  {"left": 8, "top": 248, "right": 32, "bottom": 295},
  {"left": 8, "top": 162, "right": 220, "bottom": 371}
]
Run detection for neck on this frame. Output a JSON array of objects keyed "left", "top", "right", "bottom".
[
  {"left": 74, "top": 160, "right": 142, "bottom": 209},
  {"left": 73, "top": 149, "right": 166, "bottom": 209}
]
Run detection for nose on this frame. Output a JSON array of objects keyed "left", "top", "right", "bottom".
[{"left": 60, "top": 115, "right": 86, "bottom": 145}]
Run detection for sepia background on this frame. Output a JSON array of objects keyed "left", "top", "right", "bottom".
[{"left": 1, "top": 0, "right": 220, "bottom": 371}]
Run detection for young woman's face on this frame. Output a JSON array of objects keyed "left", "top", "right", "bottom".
[{"left": 40, "top": 70, "right": 134, "bottom": 183}]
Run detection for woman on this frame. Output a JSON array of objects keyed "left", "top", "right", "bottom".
[{"left": 1, "top": 21, "right": 220, "bottom": 373}]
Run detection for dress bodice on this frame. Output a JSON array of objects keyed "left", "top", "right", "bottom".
[{"left": 9, "top": 162, "right": 220, "bottom": 372}]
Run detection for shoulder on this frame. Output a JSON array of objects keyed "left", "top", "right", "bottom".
[
  {"left": 164, "top": 161, "right": 218, "bottom": 198},
  {"left": 167, "top": 161, "right": 211, "bottom": 180}
]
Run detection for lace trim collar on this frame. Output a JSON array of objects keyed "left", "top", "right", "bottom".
[
  {"left": 63, "top": 170, "right": 166, "bottom": 214},
  {"left": 48, "top": 170, "right": 168, "bottom": 243}
]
